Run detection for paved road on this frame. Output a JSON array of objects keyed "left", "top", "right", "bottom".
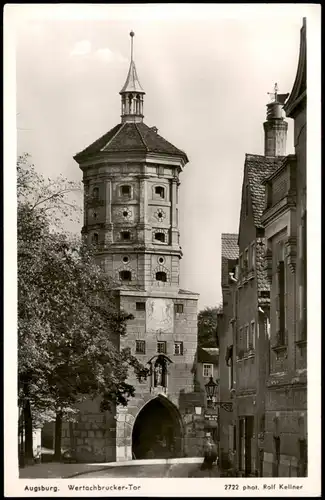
[{"left": 75, "top": 463, "right": 220, "bottom": 478}]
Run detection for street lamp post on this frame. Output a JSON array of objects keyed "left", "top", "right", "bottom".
[{"left": 204, "top": 376, "right": 234, "bottom": 470}]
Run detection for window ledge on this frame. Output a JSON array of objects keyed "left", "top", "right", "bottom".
[
  {"left": 236, "top": 352, "right": 255, "bottom": 362},
  {"left": 271, "top": 344, "right": 288, "bottom": 353},
  {"left": 295, "top": 339, "right": 307, "bottom": 348}
]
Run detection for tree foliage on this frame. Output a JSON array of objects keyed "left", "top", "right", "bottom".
[
  {"left": 17, "top": 154, "right": 148, "bottom": 460},
  {"left": 197, "top": 305, "right": 222, "bottom": 348}
]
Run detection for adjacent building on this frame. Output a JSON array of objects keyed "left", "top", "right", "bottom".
[
  {"left": 261, "top": 18, "right": 307, "bottom": 477},
  {"left": 219, "top": 233, "right": 238, "bottom": 470},
  {"left": 196, "top": 346, "right": 220, "bottom": 442},
  {"left": 60, "top": 32, "right": 204, "bottom": 462},
  {"left": 218, "top": 18, "right": 307, "bottom": 477}
]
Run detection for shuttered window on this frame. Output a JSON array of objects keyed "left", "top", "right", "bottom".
[{"left": 276, "top": 260, "right": 286, "bottom": 345}]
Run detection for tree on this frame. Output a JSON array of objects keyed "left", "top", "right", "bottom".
[
  {"left": 17, "top": 154, "right": 148, "bottom": 463},
  {"left": 197, "top": 305, "right": 223, "bottom": 348}
]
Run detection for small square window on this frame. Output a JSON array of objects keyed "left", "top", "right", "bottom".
[
  {"left": 174, "top": 342, "right": 183, "bottom": 355},
  {"left": 155, "top": 186, "right": 165, "bottom": 198},
  {"left": 119, "top": 270, "right": 131, "bottom": 281},
  {"left": 154, "top": 232, "right": 166, "bottom": 243},
  {"left": 136, "top": 302, "right": 146, "bottom": 311},
  {"left": 121, "top": 231, "right": 131, "bottom": 241},
  {"left": 121, "top": 185, "right": 131, "bottom": 197},
  {"left": 157, "top": 341, "right": 167, "bottom": 354},
  {"left": 175, "top": 304, "right": 184, "bottom": 314},
  {"left": 136, "top": 340, "right": 146, "bottom": 354},
  {"left": 203, "top": 363, "right": 213, "bottom": 378},
  {"left": 156, "top": 271, "right": 167, "bottom": 282}
]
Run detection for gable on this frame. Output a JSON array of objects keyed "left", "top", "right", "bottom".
[
  {"left": 238, "top": 163, "right": 255, "bottom": 250},
  {"left": 283, "top": 18, "right": 306, "bottom": 118}
]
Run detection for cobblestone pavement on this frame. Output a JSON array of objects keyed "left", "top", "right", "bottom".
[{"left": 74, "top": 463, "right": 220, "bottom": 478}]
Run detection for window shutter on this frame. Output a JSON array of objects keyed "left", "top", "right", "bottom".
[{"left": 278, "top": 261, "right": 285, "bottom": 344}]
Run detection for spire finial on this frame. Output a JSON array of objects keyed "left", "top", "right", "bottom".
[
  {"left": 267, "top": 82, "right": 279, "bottom": 103},
  {"left": 130, "top": 30, "right": 135, "bottom": 62}
]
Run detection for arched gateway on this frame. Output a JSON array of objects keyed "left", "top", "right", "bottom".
[{"left": 132, "top": 396, "right": 184, "bottom": 459}]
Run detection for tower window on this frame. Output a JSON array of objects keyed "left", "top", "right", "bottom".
[
  {"left": 121, "top": 231, "right": 131, "bottom": 241},
  {"left": 174, "top": 342, "right": 183, "bottom": 355},
  {"left": 136, "top": 340, "right": 146, "bottom": 354},
  {"left": 155, "top": 186, "right": 165, "bottom": 198},
  {"left": 175, "top": 304, "right": 184, "bottom": 314},
  {"left": 92, "top": 233, "right": 99, "bottom": 245},
  {"left": 156, "top": 271, "right": 167, "bottom": 282},
  {"left": 123, "top": 256, "right": 129, "bottom": 263},
  {"left": 157, "top": 341, "right": 167, "bottom": 354},
  {"left": 154, "top": 232, "right": 166, "bottom": 243},
  {"left": 136, "top": 302, "right": 146, "bottom": 311},
  {"left": 92, "top": 187, "right": 99, "bottom": 199},
  {"left": 119, "top": 270, "right": 131, "bottom": 281},
  {"left": 120, "top": 185, "right": 131, "bottom": 198}
]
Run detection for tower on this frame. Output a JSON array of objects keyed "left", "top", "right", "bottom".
[
  {"left": 71, "top": 32, "right": 200, "bottom": 463},
  {"left": 75, "top": 33, "right": 186, "bottom": 292},
  {"left": 263, "top": 83, "right": 289, "bottom": 157}
]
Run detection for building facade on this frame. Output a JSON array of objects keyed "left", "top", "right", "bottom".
[
  {"left": 261, "top": 18, "right": 307, "bottom": 477},
  {"left": 218, "top": 234, "right": 238, "bottom": 470},
  {"left": 218, "top": 18, "right": 307, "bottom": 477},
  {"left": 60, "top": 33, "right": 203, "bottom": 462},
  {"left": 196, "top": 347, "right": 220, "bottom": 442}
]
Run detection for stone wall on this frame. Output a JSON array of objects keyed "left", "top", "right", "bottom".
[{"left": 61, "top": 398, "right": 117, "bottom": 463}]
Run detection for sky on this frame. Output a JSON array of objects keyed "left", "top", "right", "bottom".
[{"left": 12, "top": 4, "right": 316, "bottom": 310}]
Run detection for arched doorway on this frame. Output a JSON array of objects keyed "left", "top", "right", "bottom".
[{"left": 132, "top": 397, "right": 183, "bottom": 459}]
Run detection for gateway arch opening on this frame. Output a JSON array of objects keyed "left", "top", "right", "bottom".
[{"left": 132, "top": 397, "right": 183, "bottom": 459}]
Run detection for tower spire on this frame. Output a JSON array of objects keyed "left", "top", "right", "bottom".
[
  {"left": 130, "top": 30, "right": 134, "bottom": 62},
  {"left": 120, "top": 31, "right": 145, "bottom": 123}
]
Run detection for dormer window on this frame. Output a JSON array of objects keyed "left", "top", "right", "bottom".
[
  {"left": 154, "top": 232, "right": 166, "bottom": 243},
  {"left": 120, "top": 270, "right": 131, "bottom": 281},
  {"left": 155, "top": 186, "right": 165, "bottom": 199},
  {"left": 121, "top": 231, "right": 131, "bottom": 241},
  {"left": 156, "top": 271, "right": 167, "bottom": 282},
  {"left": 120, "top": 185, "right": 131, "bottom": 198}
]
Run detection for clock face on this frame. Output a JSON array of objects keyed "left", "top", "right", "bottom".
[
  {"left": 154, "top": 208, "right": 166, "bottom": 222},
  {"left": 121, "top": 207, "right": 132, "bottom": 220}
]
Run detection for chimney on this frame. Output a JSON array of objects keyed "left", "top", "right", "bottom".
[{"left": 263, "top": 84, "right": 289, "bottom": 157}]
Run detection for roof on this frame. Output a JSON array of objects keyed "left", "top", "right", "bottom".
[
  {"left": 74, "top": 121, "right": 188, "bottom": 163},
  {"left": 221, "top": 233, "right": 239, "bottom": 288},
  {"left": 178, "top": 288, "right": 199, "bottom": 296},
  {"left": 238, "top": 155, "right": 284, "bottom": 294},
  {"left": 197, "top": 347, "right": 219, "bottom": 364},
  {"left": 283, "top": 18, "right": 306, "bottom": 118},
  {"left": 120, "top": 60, "right": 145, "bottom": 94},
  {"left": 245, "top": 154, "right": 284, "bottom": 228}
]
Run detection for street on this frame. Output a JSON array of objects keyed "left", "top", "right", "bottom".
[{"left": 75, "top": 463, "right": 220, "bottom": 478}]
